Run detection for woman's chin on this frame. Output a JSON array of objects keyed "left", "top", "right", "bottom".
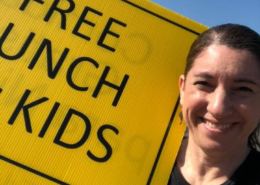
[
  {"left": 191, "top": 131, "right": 236, "bottom": 153},
  {"left": 199, "top": 140, "right": 230, "bottom": 152}
]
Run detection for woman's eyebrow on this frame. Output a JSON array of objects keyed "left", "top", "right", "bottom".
[
  {"left": 194, "top": 73, "right": 213, "bottom": 79},
  {"left": 193, "top": 73, "right": 259, "bottom": 86},
  {"left": 234, "top": 78, "right": 259, "bottom": 87}
]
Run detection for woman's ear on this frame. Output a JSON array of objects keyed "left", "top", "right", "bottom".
[{"left": 179, "top": 75, "right": 185, "bottom": 105}]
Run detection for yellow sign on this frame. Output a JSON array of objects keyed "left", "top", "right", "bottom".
[{"left": 0, "top": 0, "right": 207, "bottom": 184}]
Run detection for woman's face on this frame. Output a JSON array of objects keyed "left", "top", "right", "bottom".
[{"left": 179, "top": 44, "right": 260, "bottom": 151}]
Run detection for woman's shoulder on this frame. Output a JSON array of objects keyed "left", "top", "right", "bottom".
[
  {"left": 234, "top": 149, "right": 260, "bottom": 184},
  {"left": 247, "top": 149, "right": 260, "bottom": 166}
]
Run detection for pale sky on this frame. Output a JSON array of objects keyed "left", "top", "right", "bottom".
[{"left": 149, "top": 0, "right": 260, "bottom": 34}]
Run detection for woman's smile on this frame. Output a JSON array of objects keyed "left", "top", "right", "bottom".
[
  {"left": 169, "top": 23, "right": 260, "bottom": 185},
  {"left": 179, "top": 44, "right": 260, "bottom": 150},
  {"left": 199, "top": 117, "right": 237, "bottom": 133}
]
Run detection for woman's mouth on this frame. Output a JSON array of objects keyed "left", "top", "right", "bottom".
[
  {"left": 200, "top": 117, "right": 236, "bottom": 132},
  {"left": 205, "top": 120, "right": 233, "bottom": 130}
]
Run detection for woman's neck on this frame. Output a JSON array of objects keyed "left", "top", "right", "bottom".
[{"left": 177, "top": 137, "right": 250, "bottom": 185}]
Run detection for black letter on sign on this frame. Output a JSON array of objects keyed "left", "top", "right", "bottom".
[
  {"left": 20, "top": 0, "right": 44, "bottom": 11},
  {"left": 92, "top": 66, "right": 129, "bottom": 107},
  {"left": 39, "top": 102, "right": 60, "bottom": 138},
  {"left": 54, "top": 109, "right": 91, "bottom": 149},
  {"left": 44, "top": 0, "right": 75, "bottom": 30},
  {"left": 0, "top": 23, "right": 35, "bottom": 60},
  {"left": 72, "top": 7, "right": 102, "bottom": 41},
  {"left": 67, "top": 57, "right": 99, "bottom": 91},
  {"left": 97, "top": 18, "right": 127, "bottom": 52},
  {"left": 8, "top": 89, "right": 49, "bottom": 133},
  {"left": 28, "top": 39, "right": 69, "bottom": 79},
  {"left": 87, "top": 124, "right": 119, "bottom": 163}
]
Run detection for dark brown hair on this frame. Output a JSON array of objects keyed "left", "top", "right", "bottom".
[{"left": 184, "top": 24, "right": 260, "bottom": 150}]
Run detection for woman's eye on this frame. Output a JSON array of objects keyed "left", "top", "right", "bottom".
[
  {"left": 193, "top": 81, "right": 212, "bottom": 91},
  {"left": 236, "top": 87, "right": 253, "bottom": 92},
  {"left": 193, "top": 81, "right": 210, "bottom": 86}
]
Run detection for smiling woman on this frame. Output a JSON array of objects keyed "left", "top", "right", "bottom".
[{"left": 168, "top": 24, "right": 260, "bottom": 185}]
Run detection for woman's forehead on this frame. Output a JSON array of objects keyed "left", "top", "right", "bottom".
[{"left": 189, "top": 44, "right": 260, "bottom": 79}]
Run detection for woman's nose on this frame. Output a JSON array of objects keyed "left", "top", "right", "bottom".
[{"left": 207, "top": 87, "right": 233, "bottom": 118}]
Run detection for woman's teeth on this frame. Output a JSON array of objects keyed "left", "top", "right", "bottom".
[{"left": 206, "top": 120, "right": 232, "bottom": 130}]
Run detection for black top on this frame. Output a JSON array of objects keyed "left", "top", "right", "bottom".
[{"left": 168, "top": 149, "right": 260, "bottom": 185}]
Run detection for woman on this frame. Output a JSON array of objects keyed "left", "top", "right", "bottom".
[{"left": 168, "top": 24, "right": 260, "bottom": 185}]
